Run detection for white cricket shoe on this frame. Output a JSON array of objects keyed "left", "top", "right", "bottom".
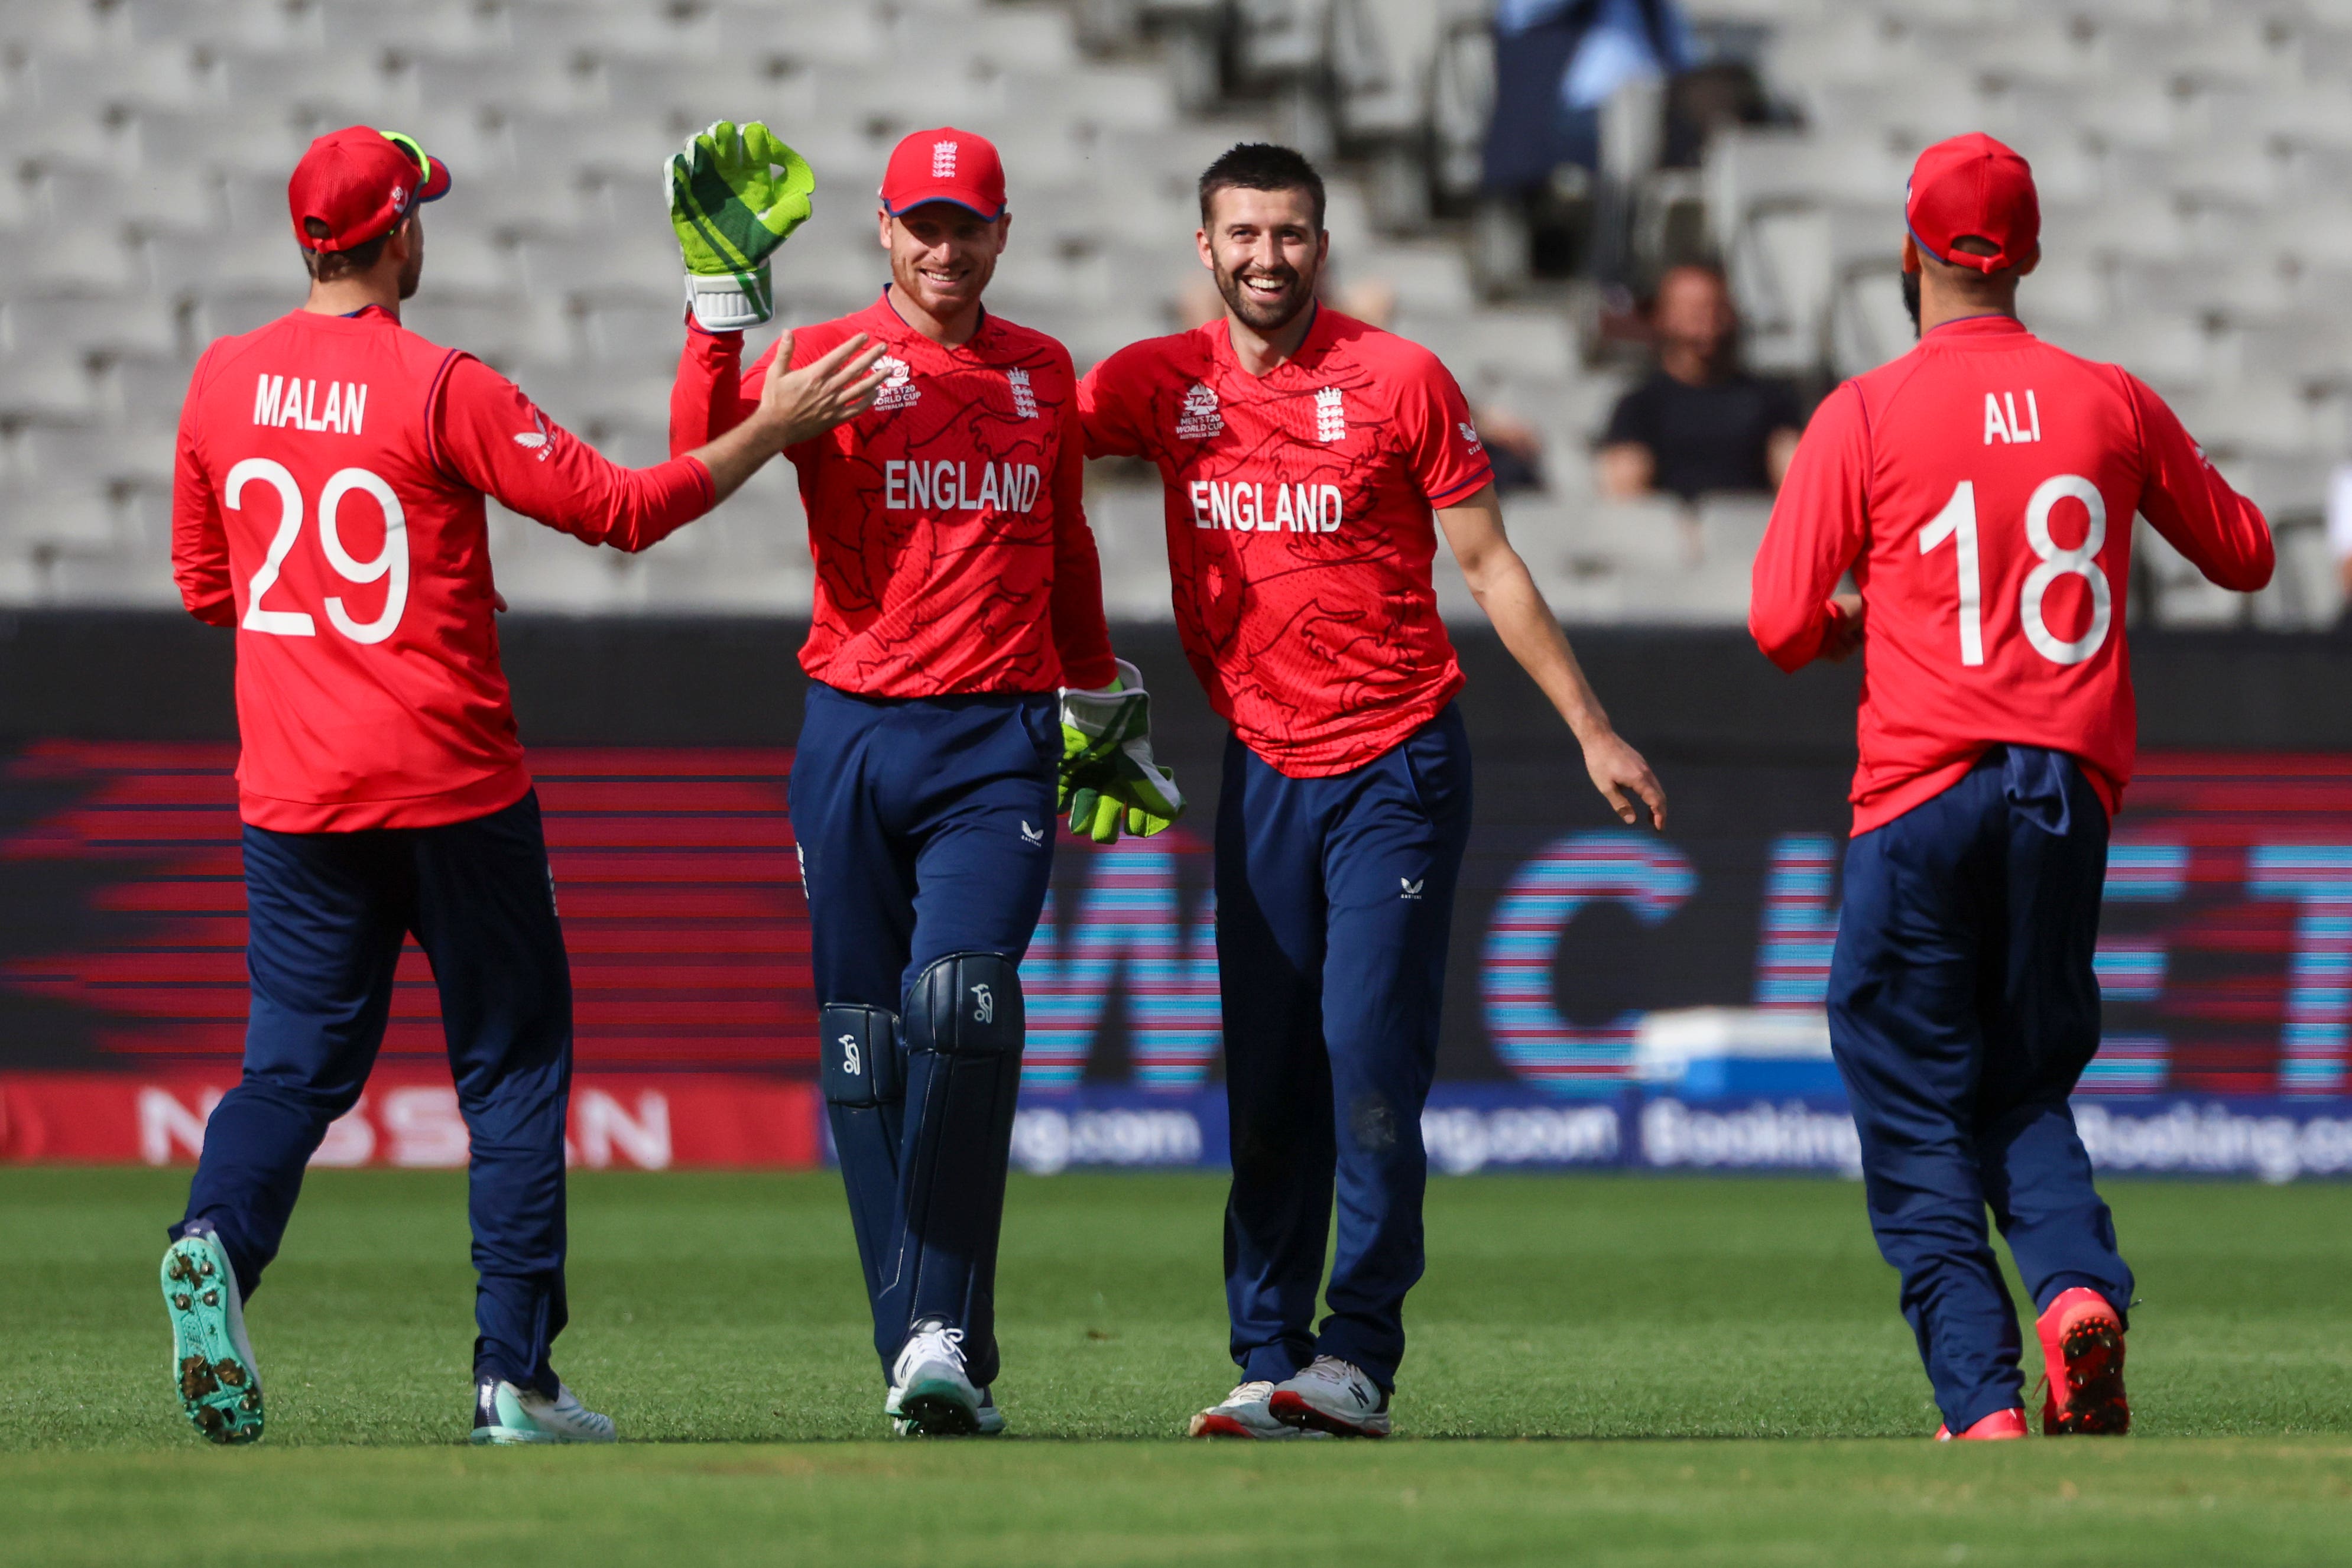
[
  {"left": 1188, "top": 1379, "right": 1331, "bottom": 1440},
  {"left": 888, "top": 1319, "right": 1004, "bottom": 1436},
  {"left": 470, "top": 1377, "right": 617, "bottom": 1444},
  {"left": 1267, "top": 1356, "right": 1392, "bottom": 1438}
]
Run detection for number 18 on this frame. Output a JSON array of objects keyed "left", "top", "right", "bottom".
[{"left": 1918, "top": 473, "right": 2112, "bottom": 668}]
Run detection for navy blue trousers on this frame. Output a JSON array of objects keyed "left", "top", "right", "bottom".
[
  {"left": 1217, "top": 705, "right": 1473, "bottom": 1392},
  {"left": 1828, "top": 746, "right": 2135, "bottom": 1433},
  {"left": 173, "top": 790, "right": 573, "bottom": 1396},
  {"left": 791, "top": 683, "right": 1060, "bottom": 1387}
]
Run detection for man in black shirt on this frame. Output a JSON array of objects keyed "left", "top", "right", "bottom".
[{"left": 1598, "top": 264, "right": 1805, "bottom": 501}]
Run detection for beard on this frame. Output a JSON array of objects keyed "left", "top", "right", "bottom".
[
  {"left": 1215, "top": 259, "right": 1316, "bottom": 335},
  {"left": 1902, "top": 270, "right": 1922, "bottom": 337}
]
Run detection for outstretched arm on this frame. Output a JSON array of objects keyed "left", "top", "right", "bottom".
[
  {"left": 442, "top": 340, "right": 885, "bottom": 551},
  {"left": 1439, "top": 483, "right": 1667, "bottom": 829}
]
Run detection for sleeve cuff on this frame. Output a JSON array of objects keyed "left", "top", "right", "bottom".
[{"left": 1426, "top": 468, "right": 1495, "bottom": 508}]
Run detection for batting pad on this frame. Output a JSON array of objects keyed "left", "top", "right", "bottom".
[
  {"left": 819, "top": 1002, "right": 904, "bottom": 1310},
  {"left": 883, "top": 952, "right": 1024, "bottom": 1381}
]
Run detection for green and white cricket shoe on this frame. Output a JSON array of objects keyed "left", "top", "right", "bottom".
[
  {"left": 160, "top": 1228, "right": 262, "bottom": 1445},
  {"left": 887, "top": 1320, "right": 1004, "bottom": 1436},
  {"left": 470, "top": 1377, "right": 617, "bottom": 1445},
  {"left": 886, "top": 1378, "right": 1005, "bottom": 1437}
]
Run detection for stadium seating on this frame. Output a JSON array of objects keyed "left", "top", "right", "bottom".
[{"left": 0, "top": 0, "right": 2344, "bottom": 628}]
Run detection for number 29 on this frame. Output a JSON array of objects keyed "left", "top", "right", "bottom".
[{"left": 228, "top": 457, "right": 410, "bottom": 644}]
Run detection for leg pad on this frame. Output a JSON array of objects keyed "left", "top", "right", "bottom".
[
  {"left": 820, "top": 1004, "right": 904, "bottom": 1107},
  {"left": 820, "top": 1004, "right": 904, "bottom": 1320},
  {"left": 906, "top": 952, "right": 1023, "bottom": 1059},
  {"left": 881, "top": 952, "right": 1025, "bottom": 1387}
]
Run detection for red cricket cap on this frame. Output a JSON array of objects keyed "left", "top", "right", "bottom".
[
  {"left": 287, "top": 125, "right": 452, "bottom": 253},
  {"left": 1905, "top": 132, "right": 2038, "bottom": 275},
  {"left": 880, "top": 127, "right": 1006, "bottom": 222}
]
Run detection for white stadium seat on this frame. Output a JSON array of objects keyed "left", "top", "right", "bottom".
[{"left": 0, "top": 0, "right": 2343, "bottom": 621}]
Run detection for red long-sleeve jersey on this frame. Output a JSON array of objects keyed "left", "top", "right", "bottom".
[
  {"left": 174, "top": 304, "right": 715, "bottom": 832},
  {"left": 1751, "top": 314, "right": 2273, "bottom": 835},
  {"left": 669, "top": 291, "right": 1115, "bottom": 695}
]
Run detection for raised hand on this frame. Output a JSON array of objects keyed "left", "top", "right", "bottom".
[
  {"left": 752, "top": 330, "right": 892, "bottom": 449},
  {"left": 668, "top": 120, "right": 816, "bottom": 332}
]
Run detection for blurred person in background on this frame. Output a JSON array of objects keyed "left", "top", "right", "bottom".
[
  {"left": 1598, "top": 262, "right": 1804, "bottom": 501},
  {"left": 2327, "top": 461, "right": 2352, "bottom": 621},
  {"left": 1483, "top": 0, "right": 1694, "bottom": 199}
]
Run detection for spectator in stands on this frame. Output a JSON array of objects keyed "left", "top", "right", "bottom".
[
  {"left": 1484, "top": 0, "right": 1694, "bottom": 194},
  {"left": 1597, "top": 262, "right": 1805, "bottom": 501},
  {"left": 2328, "top": 462, "right": 2352, "bottom": 618},
  {"left": 1473, "top": 406, "right": 1547, "bottom": 494}
]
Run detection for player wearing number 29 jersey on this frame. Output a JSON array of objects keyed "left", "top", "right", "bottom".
[
  {"left": 1751, "top": 134, "right": 2273, "bottom": 1446},
  {"left": 175, "top": 311, "right": 712, "bottom": 830},
  {"left": 155, "top": 125, "right": 852, "bottom": 1449}
]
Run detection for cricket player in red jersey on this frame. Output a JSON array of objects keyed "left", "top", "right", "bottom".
[
  {"left": 161, "top": 125, "right": 885, "bottom": 1446},
  {"left": 670, "top": 124, "right": 1167, "bottom": 1436},
  {"left": 1751, "top": 134, "right": 2274, "bottom": 1440},
  {"left": 1081, "top": 145, "right": 1666, "bottom": 1439}
]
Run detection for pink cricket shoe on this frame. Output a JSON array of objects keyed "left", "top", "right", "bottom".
[
  {"left": 1935, "top": 1407, "right": 2029, "bottom": 1440},
  {"left": 2038, "top": 1287, "right": 2130, "bottom": 1436}
]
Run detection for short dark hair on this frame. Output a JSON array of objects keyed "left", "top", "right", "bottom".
[
  {"left": 299, "top": 218, "right": 392, "bottom": 282},
  {"left": 1198, "top": 143, "right": 1325, "bottom": 233}
]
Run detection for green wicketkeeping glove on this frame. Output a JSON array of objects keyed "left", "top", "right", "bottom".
[
  {"left": 1058, "top": 659, "right": 1184, "bottom": 845},
  {"left": 1059, "top": 658, "right": 1150, "bottom": 772},
  {"left": 1064, "top": 746, "right": 1186, "bottom": 845},
  {"left": 667, "top": 119, "right": 815, "bottom": 332}
]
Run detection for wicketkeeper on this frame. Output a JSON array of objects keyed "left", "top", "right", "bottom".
[{"left": 668, "top": 122, "right": 1179, "bottom": 1435}]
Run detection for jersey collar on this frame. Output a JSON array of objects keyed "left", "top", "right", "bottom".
[
  {"left": 1212, "top": 300, "right": 1334, "bottom": 384},
  {"left": 1923, "top": 313, "right": 2030, "bottom": 342},
  {"left": 873, "top": 285, "right": 992, "bottom": 359}
]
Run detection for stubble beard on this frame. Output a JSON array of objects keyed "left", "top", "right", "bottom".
[{"left": 1215, "top": 261, "right": 1314, "bottom": 336}]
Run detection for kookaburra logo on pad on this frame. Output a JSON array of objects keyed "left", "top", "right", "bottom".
[
  {"left": 969, "top": 983, "right": 995, "bottom": 1024},
  {"left": 839, "top": 1034, "right": 862, "bottom": 1076}
]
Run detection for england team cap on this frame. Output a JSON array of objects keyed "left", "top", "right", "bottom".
[
  {"left": 287, "top": 126, "right": 452, "bottom": 253},
  {"left": 880, "top": 127, "right": 1007, "bottom": 222},
  {"left": 1905, "top": 132, "right": 2038, "bottom": 275}
]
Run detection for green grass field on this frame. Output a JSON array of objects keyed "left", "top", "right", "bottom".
[{"left": 4, "top": 1168, "right": 2350, "bottom": 1566}]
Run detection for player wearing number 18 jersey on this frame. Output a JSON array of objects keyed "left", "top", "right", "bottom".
[
  {"left": 160, "top": 126, "right": 874, "bottom": 1446},
  {"left": 1751, "top": 134, "right": 2273, "bottom": 1442}
]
